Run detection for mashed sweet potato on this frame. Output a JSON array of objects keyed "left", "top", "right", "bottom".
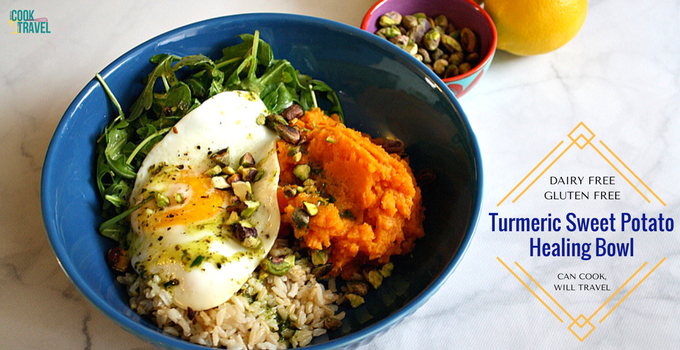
[{"left": 276, "top": 108, "right": 425, "bottom": 279}]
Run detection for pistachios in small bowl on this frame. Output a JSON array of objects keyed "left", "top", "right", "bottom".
[{"left": 362, "top": 0, "right": 497, "bottom": 98}]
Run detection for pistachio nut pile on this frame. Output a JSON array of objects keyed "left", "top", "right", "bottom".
[
  {"left": 374, "top": 11, "right": 481, "bottom": 79},
  {"left": 205, "top": 149, "right": 266, "bottom": 249}
]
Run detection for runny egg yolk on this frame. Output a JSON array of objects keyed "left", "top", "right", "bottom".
[{"left": 133, "top": 168, "right": 227, "bottom": 235}]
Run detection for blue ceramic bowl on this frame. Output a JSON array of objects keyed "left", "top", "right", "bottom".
[{"left": 42, "top": 13, "right": 482, "bottom": 350}]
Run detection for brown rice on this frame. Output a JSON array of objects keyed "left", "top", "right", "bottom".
[{"left": 117, "top": 238, "right": 345, "bottom": 349}]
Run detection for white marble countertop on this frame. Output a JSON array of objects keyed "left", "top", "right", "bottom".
[{"left": 2, "top": 0, "right": 679, "bottom": 349}]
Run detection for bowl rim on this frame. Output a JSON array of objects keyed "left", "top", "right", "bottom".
[
  {"left": 41, "top": 12, "right": 483, "bottom": 350},
  {"left": 360, "top": 0, "right": 497, "bottom": 84}
]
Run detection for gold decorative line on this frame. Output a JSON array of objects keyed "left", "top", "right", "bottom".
[
  {"left": 498, "top": 122, "right": 664, "bottom": 206},
  {"left": 497, "top": 257, "right": 563, "bottom": 322},
  {"left": 586, "top": 262, "right": 647, "bottom": 322},
  {"left": 599, "top": 258, "right": 666, "bottom": 323},
  {"left": 515, "top": 262, "right": 574, "bottom": 321},
  {"left": 500, "top": 257, "right": 665, "bottom": 341},
  {"left": 587, "top": 142, "right": 651, "bottom": 203},
  {"left": 497, "top": 141, "right": 564, "bottom": 206},
  {"left": 599, "top": 140, "right": 666, "bottom": 206},
  {"left": 512, "top": 141, "right": 576, "bottom": 203}
]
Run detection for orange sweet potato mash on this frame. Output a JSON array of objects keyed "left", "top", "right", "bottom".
[{"left": 276, "top": 108, "right": 425, "bottom": 279}]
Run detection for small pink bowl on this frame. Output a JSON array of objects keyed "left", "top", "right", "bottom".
[{"left": 362, "top": 0, "right": 497, "bottom": 98}]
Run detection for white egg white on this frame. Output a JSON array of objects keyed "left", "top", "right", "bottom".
[{"left": 128, "top": 91, "right": 280, "bottom": 311}]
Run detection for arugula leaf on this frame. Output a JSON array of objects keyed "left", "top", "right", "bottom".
[
  {"left": 172, "top": 54, "right": 214, "bottom": 71},
  {"left": 129, "top": 55, "right": 180, "bottom": 120}
]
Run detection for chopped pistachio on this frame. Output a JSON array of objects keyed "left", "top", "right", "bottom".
[
  {"left": 211, "top": 176, "right": 230, "bottom": 189},
  {"left": 209, "top": 147, "right": 230, "bottom": 166},
  {"left": 174, "top": 193, "right": 184, "bottom": 204},
  {"left": 254, "top": 168, "right": 264, "bottom": 182},
  {"left": 312, "top": 263, "right": 333, "bottom": 279},
  {"left": 204, "top": 164, "right": 222, "bottom": 177},
  {"left": 380, "top": 262, "right": 394, "bottom": 278},
  {"left": 282, "top": 104, "right": 304, "bottom": 122},
  {"left": 366, "top": 269, "right": 384, "bottom": 289},
  {"left": 240, "top": 152, "right": 256, "bottom": 167},
  {"left": 293, "top": 152, "right": 302, "bottom": 163},
  {"left": 381, "top": 138, "right": 405, "bottom": 154},
  {"left": 106, "top": 247, "right": 130, "bottom": 273},
  {"left": 227, "top": 173, "right": 242, "bottom": 184},
  {"left": 292, "top": 207, "right": 310, "bottom": 229},
  {"left": 242, "top": 236, "right": 261, "bottom": 249},
  {"left": 311, "top": 249, "right": 328, "bottom": 265},
  {"left": 232, "top": 181, "right": 252, "bottom": 202},
  {"left": 224, "top": 211, "right": 240, "bottom": 226},
  {"left": 241, "top": 200, "right": 260, "bottom": 219},
  {"left": 346, "top": 280, "right": 369, "bottom": 296},
  {"left": 282, "top": 185, "right": 298, "bottom": 198},
  {"left": 293, "top": 164, "right": 311, "bottom": 181},
  {"left": 266, "top": 255, "right": 295, "bottom": 276},
  {"left": 236, "top": 221, "right": 260, "bottom": 249},
  {"left": 265, "top": 113, "right": 288, "bottom": 129},
  {"left": 323, "top": 317, "right": 342, "bottom": 331},
  {"left": 240, "top": 167, "right": 258, "bottom": 182},
  {"left": 287, "top": 146, "right": 300, "bottom": 156},
  {"left": 222, "top": 166, "right": 237, "bottom": 175},
  {"left": 155, "top": 192, "right": 170, "bottom": 208},
  {"left": 325, "top": 136, "right": 337, "bottom": 144},
  {"left": 303, "top": 201, "right": 319, "bottom": 216},
  {"left": 346, "top": 294, "right": 365, "bottom": 308},
  {"left": 256, "top": 113, "right": 267, "bottom": 125},
  {"left": 275, "top": 124, "right": 302, "bottom": 145}
]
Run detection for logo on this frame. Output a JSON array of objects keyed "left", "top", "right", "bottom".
[{"left": 8, "top": 10, "right": 50, "bottom": 34}]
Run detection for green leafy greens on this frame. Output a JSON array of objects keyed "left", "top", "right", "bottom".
[{"left": 95, "top": 31, "right": 344, "bottom": 245}]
